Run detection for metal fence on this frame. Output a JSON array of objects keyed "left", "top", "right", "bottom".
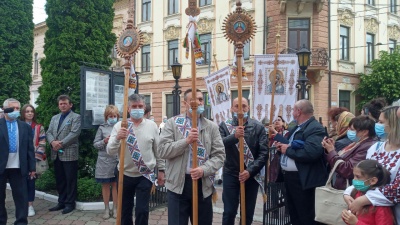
[
  {"left": 263, "top": 182, "right": 291, "bottom": 225},
  {"left": 149, "top": 185, "right": 168, "bottom": 210}
]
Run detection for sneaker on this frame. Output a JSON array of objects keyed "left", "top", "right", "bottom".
[
  {"left": 103, "top": 208, "right": 110, "bottom": 219},
  {"left": 28, "top": 206, "right": 35, "bottom": 217}
]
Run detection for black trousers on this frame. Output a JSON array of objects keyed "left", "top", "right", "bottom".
[
  {"left": 283, "top": 171, "right": 322, "bottom": 225},
  {"left": 167, "top": 175, "right": 213, "bottom": 225},
  {"left": 0, "top": 169, "right": 28, "bottom": 225},
  {"left": 54, "top": 157, "right": 78, "bottom": 207},
  {"left": 121, "top": 175, "right": 152, "bottom": 225},
  {"left": 222, "top": 172, "right": 259, "bottom": 225}
]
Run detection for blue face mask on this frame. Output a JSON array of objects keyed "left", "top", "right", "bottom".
[
  {"left": 375, "top": 123, "right": 387, "bottom": 139},
  {"left": 353, "top": 179, "right": 371, "bottom": 192},
  {"left": 107, "top": 118, "right": 118, "bottom": 125},
  {"left": 347, "top": 130, "right": 360, "bottom": 142},
  {"left": 7, "top": 111, "right": 20, "bottom": 120},
  {"left": 163, "top": 119, "right": 167, "bottom": 123},
  {"left": 130, "top": 109, "right": 144, "bottom": 119},
  {"left": 189, "top": 105, "right": 205, "bottom": 115},
  {"left": 233, "top": 112, "right": 249, "bottom": 119}
]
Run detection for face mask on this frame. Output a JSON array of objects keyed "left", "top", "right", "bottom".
[
  {"left": 7, "top": 111, "right": 20, "bottom": 120},
  {"left": 189, "top": 105, "right": 205, "bottom": 115},
  {"left": 353, "top": 179, "right": 371, "bottom": 192},
  {"left": 163, "top": 119, "right": 167, "bottom": 123},
  {"left": 107, "top": 118, "right": 118, "bottom": 125},
  {"left": 130, "top": 109, "right": 144, "bottom": 119},
  {"left": 150, "top": 119, "right": 155, "bottom": 121},
  {"left": 347, "top": 130, "right": 360, "bottom": 142},
  {"left": 233, "top": 112, "right": 249, "bottom": 119},
  {"left": 375, "top": 123, "right": 387, "bottom": 139}
]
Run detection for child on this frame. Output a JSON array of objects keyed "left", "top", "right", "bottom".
[{"left": 342, "top": 159, "right": 394, "bottom": 225}]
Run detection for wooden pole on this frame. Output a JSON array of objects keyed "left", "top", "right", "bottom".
[
  {"left": 267, "top": 26, "right": 281, "bottom": 184},
  {"left": 116, "top": 57, "right": 131, "bottom": 225},
  {"left": 235, "top": 42, "right": 246, "bottom": 225}
]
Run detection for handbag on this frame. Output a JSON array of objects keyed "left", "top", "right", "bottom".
[
  {"left": 315, "top": 159, "right": 348, "bottom": 225},
  {"left": 36, "top": 159, "right": 49, "bottom": 175}
]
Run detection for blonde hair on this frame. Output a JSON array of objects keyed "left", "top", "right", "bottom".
[
  {"left": 382, "top": 106, "right": 400, "bottom": 146},
  {"left": 104, "top": 105, "right": 120, "bottom": 122}
]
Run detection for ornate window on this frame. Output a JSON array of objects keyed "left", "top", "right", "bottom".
[
  {"left": 141, "top": 45, "right": 150, "bottom": 72},
  {"left": 340, "top": 26, "right": 350, "bottom": 60},
  {"left": 168, "top": 0, "right": 178, "bottom": 15},
  {"left": 168, "top": 40, "right": 179, "bottom": 69},
  {"left": 366, "top": 33, "right": 375, "bottom": 64},
  {"left": 142, "top": 0, "right": 151, "bottom": 22}
]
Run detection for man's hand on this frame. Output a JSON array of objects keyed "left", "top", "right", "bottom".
[
  {"left": 157, "top": 171, "right": 165, "bottom": 186},
  {"left": 104, "top": 136, "right": 110, "bottom": 144},
  {"left": 51, "top": 141, "right": 62, "bottom": 151},
  {"left": 239, "top": 170, "right": 250, "bottom": 183},
  {"left": 186, "top": 128, "right": 199, "bottom": 144},
  {"left": 234, "top": 126, "right": 245, "bottom": 139},
  {"left": 190, "top": 167, "right": 204, "bottom": 180},
  {"left": 276, "top": 142, "right": 289, "bottom": 154},
  {"left": 343, "top": 195, "right": 355, "bottom": 207},
  {"left": 29, "top": 171, "right": 36, "bottom": 180},
  {"left": 342, "top": 210, "right": 357, "bottom": 225},
  {"left": 116, "top": 128, "right": 129, "bottom": 140}
]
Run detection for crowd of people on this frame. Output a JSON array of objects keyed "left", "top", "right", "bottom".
[{"left": 2, "top": 91, "right": 400, "bottom": 225}]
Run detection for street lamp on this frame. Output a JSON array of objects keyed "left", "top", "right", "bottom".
[
  {"left": 296, "top": 45, "right": 311, "bottom": 100},
  {"left": 171, "top": 58, "right": 182, "bottom": 116}
]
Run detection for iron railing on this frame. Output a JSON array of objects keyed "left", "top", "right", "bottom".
[{"left": 280, "top": 47, "right": 329, "bottom": 67}]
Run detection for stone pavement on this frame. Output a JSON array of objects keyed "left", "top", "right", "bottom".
[{"left": 5, "top": 185, "right": 264, "bottom": 225}]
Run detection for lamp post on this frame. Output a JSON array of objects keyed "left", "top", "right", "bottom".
[
  {"left": 296, "top": 45, "right": 311, "bottom": 100},
  {"left": 171, "top": 58, "right": 182, "bottom": 116}
]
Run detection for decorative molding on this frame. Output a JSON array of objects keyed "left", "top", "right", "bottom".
[
  {"left": 388, "top": 25, "right": 400, "bottom": 40},
  {"left": 141, "top": 32, "right": 153, "bottom": 45},
  {"left": 113, "top": 14, "right": 125, "bottom": 34},
  {"left": 338, "top": 8, "right": 355, "bottom": 27},
  {"left": 364, "top": 17, "right": 379, "bottom": 34},
  {"left": 197, "top": 18, "right": 214, "bottom": 34},
  {"left": 316, "top": 0, "right": 326, "bottom": 13},
  {"left": 164, "top": 26, "right": 181, "bottom": 41},
  {"left": 279, "top": 0, "right": 286, "bottom": 14},
  {"left": 297, "top": 1, "right": 306, "bottom": 14}
]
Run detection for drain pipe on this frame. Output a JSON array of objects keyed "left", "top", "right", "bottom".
[{"left": 328, "top": 0, "right": 332, "bottom": 110}]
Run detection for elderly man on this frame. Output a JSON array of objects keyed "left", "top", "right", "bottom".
[
  {"left": 47, "top": 95, "right": 81, "bottom": 214},
  {"left": 0, "top": 98, "right": 35, "bottom": 225},
  {"left": 107, "top": 94, "right": 164, "bottom": 225},
  {"left": 219, "top": 97, "right": 268, "bottom": 225},
  {"left": 275, "top": 100, "right": 327, "bottom": 225},
  {"left": 158, "top": 88, "right": 225, "bottom": 225}
]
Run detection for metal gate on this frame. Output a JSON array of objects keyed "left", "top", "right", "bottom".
[
  {"left": 263, "top": 182, "right": 290, "bottom": 225},
  {"left": 149, "top": 186, "right": 168, "bottom": 210}
]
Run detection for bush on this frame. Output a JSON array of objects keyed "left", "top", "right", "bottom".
[
  {"left": 36, "top": 169, "right": 56, "bottom": 192},
  {"left": 77, "top": 177, "right": 102, "bottom": 202}
]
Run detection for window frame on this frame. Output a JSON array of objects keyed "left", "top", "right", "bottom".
[
  {"left": 366, "top": 33, "right": 375, "bottom": 64},
  {"left": 288, "top": 18, "right": 310, "bottom": 52},
  {"left": 168, "top": 40, "right": 179, "bottom": 69},
  {"left": 199, "top": 0, "right": 212, "bottom": 7},
  {"left": 339, "top": 90, "right": 351, "bottom": 110},
  {"left": 199, "top": 33, "right": 211, "bottom": 65},
  {"left": 34, "top": 53, "right": 39, "bottom": 75},
  {"left": 389, "top": 39, "right": 397, "bottom": 54},
  {"left": 367, "top": 0, "right": 375, "bottom": 6},
  {"left": 142, "top": 0, "right": 151, "bottom": 22},
  {"left": 168, "top": 0, "right": 178, "bottom": 15},
  {"left": 390, "top": 0, "right": 397, "bottom": 14},
  {"left": 141, "top": 44, "right": 151, "bottom": 72},
  {"left": 339, "top": 25, "right": 350, "bottom": 61}
]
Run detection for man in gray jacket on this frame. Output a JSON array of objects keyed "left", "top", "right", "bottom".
[
  {"left": 158, "top": 88, "right": 225, "bottom": 225},
  {"left": 47, "top": 95, "right": 81, "bottom": 214}
]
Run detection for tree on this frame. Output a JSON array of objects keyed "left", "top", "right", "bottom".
[
  {"left": 0, "top": 0, "right": 33, "bottom": 104},
  {"left": 357, "top": 49, "right": 400, "bottom": 107},
  {"left": 36, "top": 0, "right": 116, "bottom": 178}
]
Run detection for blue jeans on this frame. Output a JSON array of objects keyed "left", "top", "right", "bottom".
[
  {"left": 121, "top": 175, "right": 152, "bottom": 225},
  {"left": 222, "top": 172, "right": 259, "bottom": 225},
  {"left": 167, "top": 175, "right": 213, "bottom": 225}
]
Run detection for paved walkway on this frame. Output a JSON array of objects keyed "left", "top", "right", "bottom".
[{"left": 5, "top": 185, "right": 264, "bottom": 225}]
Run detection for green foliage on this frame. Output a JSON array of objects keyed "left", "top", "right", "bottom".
[
  {"left": 35, "top": 0, "right": 115, "bottom": 178},
  {"left": 77, "top": 177, "right": 102, "bottom": 202},
  {"left": 357, "top": 49, "right": 400, "bottom": 109},
  {"left": 0, "top": 0, "right": 34, "bottom": 104},
  {"left": 36, "top": 169, "right": 56, "bottom": 192}
]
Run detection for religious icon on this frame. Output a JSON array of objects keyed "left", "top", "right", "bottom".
[
  {"left": 215, "top": 83, "right": 229, "bottom": 104},
  {"left": 234, "top": 21, "right": 246, "bottom": 34},
  {"left": 267, "top": 70, "right": 285, "bottom": 94},
  {"left": 123, "top": 36, "right": 133, "bottom": 47}
]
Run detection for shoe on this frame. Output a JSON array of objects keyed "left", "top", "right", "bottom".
[
  {"left": 62, "top": 206, "right": 75, "bottom": 214},
  {"left": 217, "top": 179, "right": 223, "bottom": 185},
  {"left": 49, "top": 203, "right": 65, "bottom": 211},
  {"left": 113, "top": 207, "right": 117, "bottom": 219},
  {"left": 28, "top": 206, "right": 35, "bottom": 217},
  {"left": 103, "top": 208, "right": 110, "bottom": 219}
]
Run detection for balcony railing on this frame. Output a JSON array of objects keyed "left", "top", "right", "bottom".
[{"left": 280, "top": 48, "right": 329, "bottom": 67}]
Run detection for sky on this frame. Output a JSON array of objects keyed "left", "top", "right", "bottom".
[{"left": 33, "top": 0, "right": 47, "bottom": 24}]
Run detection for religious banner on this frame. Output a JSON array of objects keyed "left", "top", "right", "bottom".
[
  {"left": 253, "top": 54, "right": 299, "bottom": 123},
  {"left": 204, "top": 66, "right": 231, "bottom": 125}
]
